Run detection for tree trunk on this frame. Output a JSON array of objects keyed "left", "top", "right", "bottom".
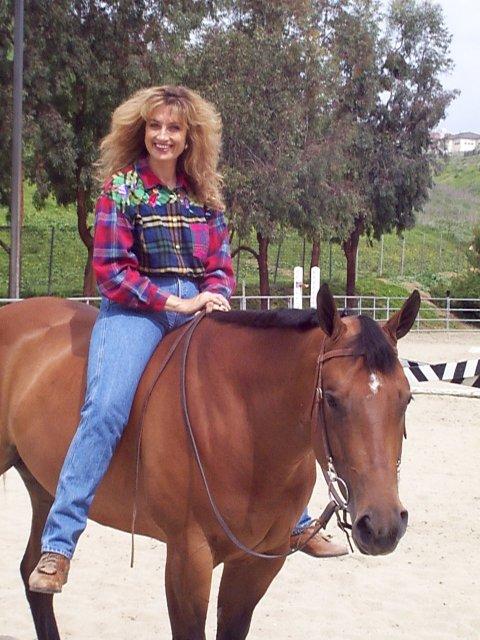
[
  {"left": 342, "top": 218, "right": 363, "bottom": 306},
  {"left": 310, "top": 238, "right": 320, "bottom": 271},
  {"left": 256, "top": 231, "right": 270, "bottom": 308},
  {"left": 76, "top": 182, "right": 95, "bottom": 297}
]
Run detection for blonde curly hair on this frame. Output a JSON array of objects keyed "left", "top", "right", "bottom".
[{"left": 96, "top": 86, "right": 225, "bottom": 211}]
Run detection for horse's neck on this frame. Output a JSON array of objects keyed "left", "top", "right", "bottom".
[{"left": 212, "top": 325, "right": 322, "bottom": 462}]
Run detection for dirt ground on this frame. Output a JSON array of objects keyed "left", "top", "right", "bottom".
[{"left": 1, "top": 332, "right": 479, "bottom": 640}]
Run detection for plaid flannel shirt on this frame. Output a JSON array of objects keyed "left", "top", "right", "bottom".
[{"left": 93, "top": 157, "right": 235, "bottom": 311}]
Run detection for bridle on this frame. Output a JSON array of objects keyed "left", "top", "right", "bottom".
[
  {"left": 309, "top": 336, "right": 366, "bottom": 549},
  {"left": 130, "top": 313, "right": 400, "bottom": 564}
]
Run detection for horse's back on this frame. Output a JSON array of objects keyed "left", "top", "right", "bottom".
[
  {"left": 0, "top": 297, "right": 182, "bottom": 538},
  {"left": 0, "top": 299, "right": 96, "bottom": 485},
  {"left": 0, "top": 296, "right": 97, "bottom": 344}
]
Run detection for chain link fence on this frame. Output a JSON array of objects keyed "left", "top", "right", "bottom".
[
  {"left": 233, "top": 228, "right": 469, "bottom": 292},
  {"left": 0, "top": 224, "right": 472, "bottom": 299}
]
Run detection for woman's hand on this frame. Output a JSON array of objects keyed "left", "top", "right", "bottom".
[{"left": 165, "top": 291, "right": 231, "bottom": 315}]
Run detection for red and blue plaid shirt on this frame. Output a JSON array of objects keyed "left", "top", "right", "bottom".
[{"left": 93, "top": 157, "right": 235, "bottom": 311}]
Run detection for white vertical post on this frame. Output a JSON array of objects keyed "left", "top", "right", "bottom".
[
  {"left": 293, "top": 266, "right": 303, "bottom": 309},
  {"left": 310, "top": 266, "right": 320, "bottom": 308},
  {"left": 241, "top": 280, "right": 246, "bottom": 310}
]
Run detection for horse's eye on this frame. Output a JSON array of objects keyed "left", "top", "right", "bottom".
[{"left": 325, "top": 392, "right": 338, "bottom": 409}]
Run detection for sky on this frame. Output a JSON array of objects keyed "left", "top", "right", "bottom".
[{"left": 434, "top": 0, "right": 480, "bottom": 133}]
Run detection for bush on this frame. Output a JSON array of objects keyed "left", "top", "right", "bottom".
[{"left": 431, "top": 271, "right": 480, "bottom": 319}]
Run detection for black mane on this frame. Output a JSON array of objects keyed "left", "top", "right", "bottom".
[
  {"left": 210, "top": 308, "right": 319, "bottom": 331},
  {"left": 211, "top": 309, "right": 397, "bottom": 373}
]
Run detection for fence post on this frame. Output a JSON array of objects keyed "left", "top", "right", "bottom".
[
  {"left": 329, "top": 239, "right": 332, "bottom": 280},
  {"left": 446, "top": 295, "right": 451, "bottom": 331},
  {"left": 373, "top": 296, "right": 376, "bottom": 320},
  {"left": 273, "top": 239, "right": 282, "bottom": 284},
  {"left": 241, "top": 280, "right": 246, "bottom": 310},
  {"left": 310, "top": 266, "right": 320, "bottom": 308},
  {"left": 47, "top": 226, "right": 55, "bottom": 295},
  {"left": 379, "top": 235, "right": 384, "bottom": 276},
  {"left": 236, "top": 250, "right": 241, "bottom": 282},
  {"left": 386, "top": 297, "right": 390, "bottom": 320},
  {"left": 439, "top": 230, "right": 443, "bottom": 268},
  {"left": 293, "top": 267, "right": 303, "bottom": 309}
]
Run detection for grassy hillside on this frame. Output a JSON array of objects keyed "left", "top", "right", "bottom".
[
  {"left": 0, "top": 155, "right": 479, "bottom": 300},
  {"left": 434, "top": 154, "right": 480, "bottom": 195},
  {"left": 422, "top": 155, "right": 480, "bottom": 241}
]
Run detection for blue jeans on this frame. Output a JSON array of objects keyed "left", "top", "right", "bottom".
[
  {"left": 41, "top": 276, "right": 199, "bottom": 558},
  {"left": 292, "top": 509, "right": 313, "bottom": 535},
  {"left": 41, "top": 275, "right": 312, "bottom": 558}
]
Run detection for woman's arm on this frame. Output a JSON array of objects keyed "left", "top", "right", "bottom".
[
  {"left": 199, "top": 211, "right": 236, "bottom": 298},
  {"left": 93, "top": 194, "right": 231, "bottom": 313}
]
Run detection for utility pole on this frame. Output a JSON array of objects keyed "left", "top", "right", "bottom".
[{"left": 9, "top": 0, "right": 24, "bottom": 299}]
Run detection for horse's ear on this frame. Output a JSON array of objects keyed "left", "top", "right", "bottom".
[
  {"left": 383, "top": 290, "right": 421, "bottom": 342},
  {"left": 316, "top": 283, "right": 344, "bottom": 340}
]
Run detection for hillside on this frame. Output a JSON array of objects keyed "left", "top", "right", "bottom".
[{"left": 422, "top": 155, "right": 480, "bottom": 242}]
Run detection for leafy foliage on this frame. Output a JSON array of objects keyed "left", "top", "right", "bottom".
[
  {"left": 1, "top": 0, "right": 458, "bottom": 298},
  {"left": 2, "top": 0, "right": 214, "bottom": 291}
]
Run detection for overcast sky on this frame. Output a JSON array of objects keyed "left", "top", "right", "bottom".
[{"left": 433, "top": 0, "right": 480, "bottom": 133}]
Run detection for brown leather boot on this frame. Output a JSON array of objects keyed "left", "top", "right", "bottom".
[
  {"left": 290, "top": 527, "right": 348, "bottom": 558},
  {"left": 29, "top": 552, "right": 70, "bottom": 594}
]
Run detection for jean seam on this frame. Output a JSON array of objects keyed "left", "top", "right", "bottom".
[{"left": 67, "top": 306, "right": 109, "bottom": 470}]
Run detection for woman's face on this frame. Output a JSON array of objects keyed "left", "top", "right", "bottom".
[{"left": 144, "top": 104, "right": 188, "bottom": 168}]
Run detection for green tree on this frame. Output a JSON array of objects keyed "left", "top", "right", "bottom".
[
  {"left": 188, "top": 1, "right": 312, "bottom": 301},
  {"left": 0, "top": 2, "right": 13, "bottom": 210},
  {"left": 4, "top": 0, "right": 212, "bottom": 294},
  {"left": 337, "top": 0, "right": 455, "bottom": 297}
]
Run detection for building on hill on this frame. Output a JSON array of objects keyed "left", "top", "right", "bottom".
[{"left": 444, "top": 132, "right": 480, "bottom": 155}]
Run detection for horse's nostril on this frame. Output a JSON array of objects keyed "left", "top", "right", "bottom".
[
  {"left": 400, "top": 509, "right": 408, "bottom": 526},
  {"left": 355, "top": 513, "right": 374, "bottom": 541}
]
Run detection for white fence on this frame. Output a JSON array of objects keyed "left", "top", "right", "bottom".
[{"left": 1, "top": 294, "right": 479, "bottom": 332}]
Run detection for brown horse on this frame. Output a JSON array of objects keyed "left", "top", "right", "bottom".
[{"left": 0, "top": 284, "right": 420, "bottom": 640}]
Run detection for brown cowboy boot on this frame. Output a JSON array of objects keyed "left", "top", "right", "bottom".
[
  {"left": 29, "top": 552, "right": 70, "bottom": 594},
  {"left": 290, "top": 527, "right": 348, "bottom": 558}
]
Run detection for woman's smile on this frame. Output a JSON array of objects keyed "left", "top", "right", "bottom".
[{"left": 145, "top": 105, "right": 188, "bottom": 168}]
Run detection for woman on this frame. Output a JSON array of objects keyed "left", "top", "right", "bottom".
[
  {"left": 29, "top": 86, "right": 344, "bottom": 594},
  {"left": 29, "top": 85, "right": 235, "bottom": 594}
]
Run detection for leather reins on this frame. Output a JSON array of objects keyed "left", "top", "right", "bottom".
[
  {"left": 130, "top": 314, "right": 365, "bottom": 564},
  {"left": 130, "top": 316, "right": 201, "bottom": 566}
]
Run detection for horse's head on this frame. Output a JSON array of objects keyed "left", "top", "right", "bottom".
[{"left": 312, "top": 284, "right": 420, "bottom": 556}]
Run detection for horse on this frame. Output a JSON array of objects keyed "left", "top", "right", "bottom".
[{"left": 0, "top": 284, "right": 420, "bottom": 640}]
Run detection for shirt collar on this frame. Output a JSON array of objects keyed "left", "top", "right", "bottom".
[{"left": 134, "top": 156, "right": 189, "bottom": 191}]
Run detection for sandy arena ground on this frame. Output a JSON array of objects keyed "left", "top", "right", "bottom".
[{"left": 1, "top": 332, "right": 480, "bottom": 640}]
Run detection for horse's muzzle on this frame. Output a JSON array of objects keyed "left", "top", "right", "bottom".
[{"left": 352, "top": 507, "right": 408, "bottom": 555}]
